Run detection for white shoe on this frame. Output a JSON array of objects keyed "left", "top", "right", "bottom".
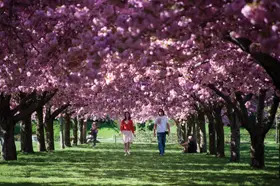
[
  {"left": 124, "top": 153, "right": 128, "bottom": 156},
  {"left": 127, "top": 151, "right": 131, "bottom": 155}
]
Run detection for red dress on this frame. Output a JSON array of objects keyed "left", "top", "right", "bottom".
[
  {"left": 120, "top": 120, "right": 135, "bottom": 134},
  {"left": 120, "top": 120, "right": 134, "bottom": 143}
]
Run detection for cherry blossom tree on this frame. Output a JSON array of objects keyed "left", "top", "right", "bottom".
[{"left": 0, "top": 1, "right": 279, "bottom": 168}]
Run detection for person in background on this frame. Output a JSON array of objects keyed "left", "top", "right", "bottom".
[
  {"left": 180, "top": 135, "right": 197, "bottom": 153},
  {"left": 120, "top": 112, "right": 135, "bottom": 156},
  {"left": 90, "top": 121, "right": 98, "bottom": 147},
  {"left": 154, "top": 109, "right": 170, "bottom": 156}
]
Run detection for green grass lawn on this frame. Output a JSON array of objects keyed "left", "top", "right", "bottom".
[{"left": 0, "top": 143, "right": 279, "bottom": 185}]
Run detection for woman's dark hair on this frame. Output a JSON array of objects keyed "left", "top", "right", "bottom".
[
  {"left": 124, "top": 111, "right": 131, "bottom": 120},
  {"left": 158, "top": 109, "right": 165, "bottom": 116}
]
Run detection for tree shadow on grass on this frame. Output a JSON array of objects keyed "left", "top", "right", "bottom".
[
  {"left": 0, "top": 183, "right": 69, "bottom": 186},
  {"left": 0, "top": 143, "right": 278, "bottom": 185}
]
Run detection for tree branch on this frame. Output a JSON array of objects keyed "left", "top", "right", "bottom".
[
  {"left": 235, "top": 92, "right": 250, "bottom": 130},
  {"left": 256, "top": 89, "right": 266, "bottom": 129},
  {"left": 224, "top": 34, "right": 252, "bottom": 53},
  {"left": 49, "top": 104, "right": 70, "bottom": 121},
  {"left": 225, "top": 33, "right": 280, "bottom": 91},
  {"left": 13, "top": 101, "right": 39, "bottom": 123},
  {"left": 11, "top": 91, "right": 36, "bottom": 116},
  {"left": 13, "top": 90, "right": 57, "bottom": 123},
  {"left": 264, "top": 93, "right": 280, "bottom": 134},
  {"left": 243, "top": 93, "right": 253, "bottom": 103},
  {"left": 208, "top": 84, "right": 235, "bottom": 108}
]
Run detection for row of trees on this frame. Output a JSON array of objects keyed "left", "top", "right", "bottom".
[
  {"left": 176, "top": 97, "right": 279, "bottom": 168},
  {"left": 1, "top": 0, "right": 280, "bottom": 169}
]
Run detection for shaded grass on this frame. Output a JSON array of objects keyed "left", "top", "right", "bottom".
[{"left": 0, "top": 143, "right": 279, "bottom": 185}]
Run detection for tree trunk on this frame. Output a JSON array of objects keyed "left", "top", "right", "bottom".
[
  {"left": 0, "top": 95, "right": 17, "bottom": 160},
  {"left": 20, "top": 122, "right": 25, "bottom": 152},
  {"left": 79, "top": 119, "right": 84, "bottom": 144},
  {"left": 36, "top": 107, "right": 46, "bottom": 151},
  {"left": 175, "top": 119, "right": 183, "bottom": 143},
  {"left": 59, "top": 116, "right": 65, "bottom": 149},
  {"left": 190, "top": 117, "right": 197, "bottom": 141},
  {"left": 250, "top": 132, "right": 265, "bottom": 168},
  {"left": 2, "top": 121, "right": 17, "bottom": 160},
  {"left": 186, "top": 120, "right": 192, "bottom": 137},
  {"left": 214, "top": 106, "right": 225, "bottom": 158},
  {"left": 0, "top": 92, "right": 56, "bottom": 160},
  {"left": 64, "top": 113, "right": 71, "bottom": 147},
  {"left": 45, "top": 119, "right": 55, "bottom": 151},
  {"left": 197, "top": 111, "right": 207, "bottom": 153},
  {"left": 181, "top": 121, "right": 186, "bottom": 142},
  {"left": 236, "top": 91, "right": 279, "bottom": 168},
  {"left": 73, "top": 117, "right": 78, "bottom": 146},
  {"left": 248, "top": 90, "right": 265, "bottom": 168},
  {"left": 276, "top": 116, "right": 279, "bottom": 143},
  {"left": 194, "top": 116, "right": 201, "bottom": 153},
  {"left": 20, "top": 114, "right": 34, "bottom": 153},
  {"left": 83, "top": 120, "right": 87, "bottom": 143},
  {"left": 229, "top": 110, "right": 240, "bottom": 162},
  {"left": 44, "top": 104, "right": 69, "bottom": 151},
  {"left": 206, "top": 112, "right": 216, "bottom": 155}
]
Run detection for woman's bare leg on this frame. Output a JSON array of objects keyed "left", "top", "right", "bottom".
[
  {"left": 127, "top": 142, "right": 131, "bottom": 154},
  {"left": 124, "top": 143, "right": 128, "bottom": 154}
]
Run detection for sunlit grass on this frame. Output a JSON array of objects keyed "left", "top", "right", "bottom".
[{"left": 0, "top": 142, "right": 279, "bottom": 185}]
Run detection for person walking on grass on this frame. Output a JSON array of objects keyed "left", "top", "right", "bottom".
[
  {"left": 90, "top": 121, "right": 98, "bottom": 147},
  {"left": 154, "top": 109, "right": 170, "bottom": 156},
  {"left": 120, "top": 112, "right": 135, "bottom": 156}
]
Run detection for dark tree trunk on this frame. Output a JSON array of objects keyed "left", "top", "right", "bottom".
[
  {"left": 247, "top": 90, "right": 268, "bottom": 168},
  {"left": 214, "top": 106, "right": 225, "bottom": 158},
  {"left": 0, "top": 91, "right": 57, "bottom": 160},
  {"left": 0, "top": 95, "right": 17, "bottom": 160},
  {"left": 20, "top": 122, "right": 25, "bottom": 152},
  {"left": 20, "top": 114, "right": 34, "bottom": 153},
  {"left": 45, "top": 119, "right": 55, "bottom": 151},
  {"left": 174, "top": 119, "right": 183, "bottom": 143},
  {"left": 79, "top": 119, "right": 84, "bottom": 144},
  {"left": 249, "top": 90, "right": 266, "bottom": 168},
  {"left": 227, "top": 105, "right": 240, "bottom": 162},
  {"left": 236, "top": 91, "right": 279, "bottom": 169},
  {"left": 186, "top": 120, "right": 192, "bottom": 137},
  {"left": 64, "top": 113, "right": 71, "bottom": 147},
  {"left": 230, "top": 112, "right": 240, "bottom": 162},
  {"left": 44, "top": 104, "right": 69, "bottom": 151},
  {"left": 206, "top": 111, "right": 216, "bottom": 155},
  {"left": 181, "top": 121, "right": 186, "bottom": 142},
  {"left": 250, "top": 132, "right": 265, "bottom": 168},
  {"left": 197, "top": 111, "right": 207, "bottom": 153},
  {"left": 36, "top": 107, "right": 46, "bottom": 151},
  {"left": 176, "top": 122, "right": 182, "bottom": 143},
  {"left": 73, "top": 117, "right": 78, "bottom": 146},
  {"left": 2, "top": 121, "right": 17, "bottom": 160},
  {"left": 59, "top": 116, "right": 65, "bottom": 149},
  {"left": 196, "top": 117, "right": 201, "bottom": 152},
  {"left": 83, "top": 120, "right": 87, "bottom": 143},
  {"left": 247, "top": 94, "right": 279, "bottom": 169},
  {"left": 189, "top": 116, "right": 197, "bottom": 141}
]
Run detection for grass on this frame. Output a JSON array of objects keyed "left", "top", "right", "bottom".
[
  {"left": 0, "top": 142, "right": 279, "bottom": 185},
  {"left": 7, "top": 122, "right": 279, "bottom": 185},
  {"left": 98, "top": 128, "right": 120, "bottom": 139}
]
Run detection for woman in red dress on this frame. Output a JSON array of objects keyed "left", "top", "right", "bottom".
[{"left": 120, "top": 112, "right": 135, "bottom": 156}]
